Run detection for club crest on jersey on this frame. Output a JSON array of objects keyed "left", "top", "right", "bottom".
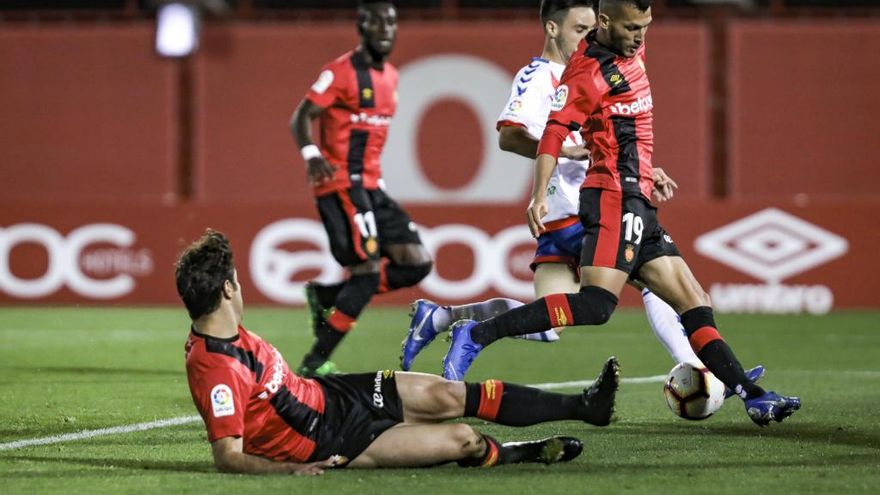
[
  {"left": 610, "top": 73, "right": 624, "bottom": 86},
  {"left": 361, "top": 88, "right": 374, "bottom": 101},
  {"left": 211, "top": 384, "right": 235, "bottom": 418},
  {"left": 625, "top": 244, "right": 635, "bottom": 263},
  {"left": 311, "top": 70, "right": 334, "bottom": 94},
  {"left": 551, "top": 84, "right": 569, "bottom": 112},
  {"left": 365, "top": 237, "right": 379, "bottom": 255}
]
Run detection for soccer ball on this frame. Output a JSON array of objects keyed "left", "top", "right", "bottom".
[{"left": 663, "top": 361, "right": 725, "bottom": 420}]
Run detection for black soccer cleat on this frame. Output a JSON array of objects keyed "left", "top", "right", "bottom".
[
  {"left": 500, "top": 436, "right": 584, "bottom": 465},
  {"left": 581, "top": 356, "right": 620, "bottom": 426}
]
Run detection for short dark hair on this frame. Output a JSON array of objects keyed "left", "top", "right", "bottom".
[
  {"left": 598, "top": 0, "right": 652, "bottom": 13},
  {"left": 175, "top": 229, "right": 237, "bottom": 320},
  {"left": 540, "top": 0, "right": 595, "bottom": 25}
]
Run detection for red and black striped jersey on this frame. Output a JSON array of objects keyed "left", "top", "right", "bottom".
[
  {"left": 185, "top": 326, "right": 325, "bottom": 462},
  {"left": 305, "top": 49, "right": 397, "bottom": 196},
  {"left": 538, "top": 31, "right": 655, "bottom": 200}
]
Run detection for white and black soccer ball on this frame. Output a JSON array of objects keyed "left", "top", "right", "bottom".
[{"left": 663, "top": 361, "right": 725, "bottom": 420}]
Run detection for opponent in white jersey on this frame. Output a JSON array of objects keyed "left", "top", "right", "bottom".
[
  {"left": 497, "top": 57, "right": 586, "bottom": 226},
  {"left": 402, "top": 0, "right": 733, "bottom": 381}
]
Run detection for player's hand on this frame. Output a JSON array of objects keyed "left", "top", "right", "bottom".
[
  {"left": 527, "top": 197, "right": 549, "bottom": 238},
  {"left": 287, "top": 456, "right": 340, "bottom": 476},
  {"left": 651, "top": 167, "right": 678, "bottom": 203},
  {"left": 306, "top": 156, "right": 336, "bottom": 185},
  {"left": 561, "top": 143, "right": 591, "bottom": 161}
]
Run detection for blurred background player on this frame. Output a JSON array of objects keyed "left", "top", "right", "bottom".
[
  {"left": 399, "top": 0, "right": 760, "bottom": 396},
  {"left": 441, "top": 0, "right": 800, "bottom": 426},
  {"left": 290, "top": 0, "right": 432, "bottom": 377},
  {"left": 177, "top": 230, "right": 619, "bottom": 473}
]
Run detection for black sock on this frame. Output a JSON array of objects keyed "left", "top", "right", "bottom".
[
  {"left": 331, "top": 272, "right": 379, "bottom": 324},
  {"left": 302, "top": 273, "right": 379, "bottom": 368},
  {"left": 380, "top": 261, "right": 432, "bottom": 292},
  {"left": 464, "top": 380, "right": 586, "bottom": 426},
  {"left": 470, "top": 286, "right": 618, "bottom": 346},
  {"left": 302, "top": 325, "right": 346, "bottom": 369},
  {"left": 680, "top": 306, "right": 765, "bottom": 399},
  {"left": 313, "top": 282, "right": 343, "bottom": 308}
]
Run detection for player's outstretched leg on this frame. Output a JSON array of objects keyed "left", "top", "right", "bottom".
[
  {"left": 724, "top": 365, "right": 765, "bottom": 400},
  {"left": 744, "top": 391, "right": 801, "bottom": 427},
  {"left": 458, "top": 357, "right": 619, "bottom": 427},
  {"left": 403, "top": 298, "right": 558, "bottom": 371}
]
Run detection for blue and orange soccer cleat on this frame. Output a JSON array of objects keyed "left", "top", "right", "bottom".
[
  {"left": 724, "top": 365, "right": 766, "bottom": 399},
  {"left": 400, "top": 299, "right": 442, "bottom": 371},
  {"left": 442, "top": 319, "right": 483, "bottom": 381},
  {"left": 744, "top": 391, "right": 801, "bottom": 427}
]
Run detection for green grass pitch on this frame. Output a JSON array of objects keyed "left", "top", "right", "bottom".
[{"left": 1, "top": 306, "right": 879, "bottom": 494}]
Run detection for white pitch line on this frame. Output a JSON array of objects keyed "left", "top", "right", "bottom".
[
  {"left": 0, "top": 415, "right": 201, "bottom": 452},
  {"left": 527, "top": 374, "right": 666, "bottom": 390},
  {"left": 0, "top": 374, "right": 666, "bottom": 452}
]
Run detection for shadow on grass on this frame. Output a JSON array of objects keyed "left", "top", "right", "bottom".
[
  {"left": 615, "top": 420, "right": 880, "bottom": 451},
  {"left": 14, "top": 366, "right": 183, "bottom": 377},
  {"left": 4, "top": 454, "right": 214, "bottom": 474}
]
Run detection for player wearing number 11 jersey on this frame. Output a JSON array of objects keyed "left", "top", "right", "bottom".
[{"left": 289, "top": 1, "right": 432, "bottom": 377}]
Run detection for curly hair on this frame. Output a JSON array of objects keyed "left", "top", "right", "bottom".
[{"left": 175, "top": 229, "right": 237, "bottom": 320}]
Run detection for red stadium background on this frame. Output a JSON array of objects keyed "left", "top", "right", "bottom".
[{"left": 1, "top": 20, "right": 878, "bottom": 312}]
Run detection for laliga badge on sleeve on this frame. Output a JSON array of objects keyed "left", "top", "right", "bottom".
[
  {"left": 211, "top": 384, "right": 235, "bottom": 418},
  {"left": 311, "top": 69, "right": 334, "bottom": 94},
  {"left": 551, "top": 84, "right": 569, "bottom": 112}
]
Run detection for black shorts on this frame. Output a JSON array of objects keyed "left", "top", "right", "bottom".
[
  {"left": 309, "top": 370, "right": 404, "bottom": 464},
  {"left": 317, "top": 187, "right": 422, "bottom": 267},
  {"left": 578, "top": 188, "right": 681, "bottom": 276}
]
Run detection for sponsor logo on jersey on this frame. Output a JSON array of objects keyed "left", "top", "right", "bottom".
[
  {"left": 373, "top": 371, "right": 385, "bottom": 408},
  {"left": 361, "top": 88, "right": 374, "bottom": 101},
  {"left": 551, "top": 84, "right": 569, "bottom": 112},
  {"left": 695, "top": 208, "right": 849, "bottom": 314},
  {"left": 311, "top": 70, "right": 334, "bottom": 94},
  {"left": 609, "top": 95, "right": 653, "bottom": 116},
  {"left": 609, "top": 73, "right": 624, "bottom": 86},
  {"left": 211, "top": 384, "right": 235, "bottom": 418},
  {"left": 262, "top": 346, "right": 286, "bottom": 396},
  {"left": 350, "top": 112, "right": 392, "bottom": 126}
]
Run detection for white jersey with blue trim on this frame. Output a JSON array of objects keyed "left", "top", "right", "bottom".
[{"left": 497, "top": 57, "right": 588, "bottom": 223}]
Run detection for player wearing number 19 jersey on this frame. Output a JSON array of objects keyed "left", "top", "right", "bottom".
[
  {"left": 443, "top": 0, "right": 800, "bottom": 427},
  {"left": 402, "top": 0, "right": 704, "bottom": 378}
]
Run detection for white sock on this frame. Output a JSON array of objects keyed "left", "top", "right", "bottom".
[
  {"left": 641, "top": 289, "right": 699, "bottom": 364},
  {"left": 435, "top": 298, "right": 557, "bottom": 342},
  {"left": 512, "top": 329, "right": 560, "bottom": 342}
]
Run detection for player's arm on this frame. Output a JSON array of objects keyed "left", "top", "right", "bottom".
[
  {"left": 499, "top": 125, "right": 590, "bottom": 161},
  {"left": 528, "top": 58, "right": 598, "bottom": 236},
  {"left": 290, "top": 98, "right": 335, "bottom": 185},
  {"left": 211, "top": 436, "right": 337, "bottom": 475}
]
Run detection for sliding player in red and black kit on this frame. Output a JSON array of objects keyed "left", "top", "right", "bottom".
[
  {"left": 178, "top": 230, "right": 619, "bottom": 474},
  {"left": 290, "top": 1, "right": 432, "bottom": 377},
  {"left": 443, "top": 0, "right": 800, "bottom": 427}
]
